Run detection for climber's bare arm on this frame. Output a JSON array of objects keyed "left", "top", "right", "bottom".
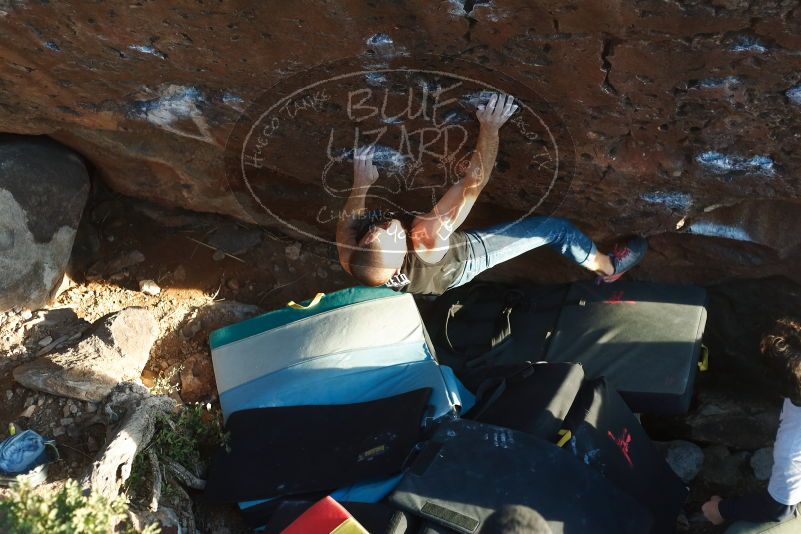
[
  {"left": 336, "top": 146, "right": 379, "bottom": 274},
  {"left": 413, "top": 94, "right": 517, "bottom": 249}
]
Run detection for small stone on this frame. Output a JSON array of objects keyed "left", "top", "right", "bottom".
[
  {"left": 19, "top": 405, "right": 36, "bottom": 418},
  {"left": 140, "top": 368, "right": 157, "bottom": 389},
  {"left": 663, "top": 440, "right": 704, "bottom": 483},
  {"left": 53, "top": 426, "right": 65, "bottom": 437},
  {"left": 700, "top": 445, "right": 748, "bottom": 488},
  {"left": 212, "top": 250, "right": 226, "bottom": 261},
  {"left": 85, "top": 401, "right": 97, "bottom": 413},
  {"left": 69, "top": 403, "right": 78, "bottom": 414},
  {"left": 37, "top": 397, "right": 45, "bottom": 406},
  {"left": 98, "top": 250, "right": 145, "bottom": 276},
  {"left": 285, "top": 242, "right": 301, "bottom": 261},
  {"left": 109, "top": 271, "right": 128, "bottom": 282},
  {"left": 675, "top": 513, "right": 690, "bottom": 533},
  {"left": 5, "top": 389, "right": 12, "bottom": 401},
  {"left": 751, "top": 447, "right": 773, "bottom": 481},
  {"left": 20, "top": 310, "right": 33, "bottom": 320},
  {"left": 316, "top": 268, "right": 328, "bottom": 279},
  {"left": 173, "top": 265, "right": 186, "bottom": 282},
  {"left": 62, "top": 404, "right": 71, "bottom": 417},
  {"left": 23, "top": 396, "right": 34, "bottom": 407},
  {"left": 181, "top": 320, "right": 202, "bottom": 340},
  {"left": 37, "top": 336, "right": 53, "bottom": 347},
  {"left": 138, "top": 279, "right": 161, "bottom": 296},
  {"left": 60, "top": 417, "right": 74, "bottom": 425},
  {"left": 179, "top": 353, "right": 215, "bottom": 403},
  {"left": 207, "top": 224, "right": 262, "bottom": 255}
]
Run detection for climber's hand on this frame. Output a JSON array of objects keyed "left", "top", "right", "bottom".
[
  {"left": 476, "top": 93, "right": 517, "bottom": 132},
  {"left": 701, "top": 496, "right": 725, "bottom": 525},
  {"left": 353, "top": 145, "right": 379, "bottom": 189}
]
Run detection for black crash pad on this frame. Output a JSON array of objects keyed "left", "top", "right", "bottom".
[{"left": 545, "top": 281, "right": 707, "bottom": 414}]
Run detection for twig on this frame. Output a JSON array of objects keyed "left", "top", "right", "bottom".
[
  {"left": 56, "top": 442, "right": 94, "bottom": 460},
  {"left": 258, "top": 275, "right": 306, "bottom": 305},
  {"left": 35, "top": 334, "right": 71, "bottom": 357},
  {"left": 183, "top": 237, "right": 245, "bottom": 263},
  {"left": 148, "top": 450, "right": 162, "bottom": 512},
  {"left": 209, "top": 279, "right": 223, "bottom": 301},
  {"left": 164, "top": 458, "right": 206, "bottom": 490}
]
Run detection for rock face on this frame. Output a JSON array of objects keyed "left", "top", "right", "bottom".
[
  {"left": 13, "top": 307, "right": 159, "bottom": 402},
  {"left": 0, "top": 2, "right": 799, "bottom": 283},
  {"left": 0, "top": 136, "right": 89, "bottom": 311}
]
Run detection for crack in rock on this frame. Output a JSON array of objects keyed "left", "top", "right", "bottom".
[{"left": 600, "top": 38, "right": 618, "bottom": 95}]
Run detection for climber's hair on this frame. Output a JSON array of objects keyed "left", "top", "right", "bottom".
[
  {"left": 349, "top": 237, "right": 395, "bottom": 286},
  {"left": 761, "top": 318, "right": 801, "bottom": 403}
]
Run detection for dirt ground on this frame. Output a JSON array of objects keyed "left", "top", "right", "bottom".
[
  {"left": 0, "top": 187, "right": 355, "bottom": 532},
  {"left": 0, "top": 185, "right": 792, "bottom": 533}
]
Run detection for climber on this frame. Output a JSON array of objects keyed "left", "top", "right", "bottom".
[
  {"left": 336, "top": 93, "right": 647, "bottom": 295},
  {"left": 701, "top": 318, "right": 801, "bottom": 530}
]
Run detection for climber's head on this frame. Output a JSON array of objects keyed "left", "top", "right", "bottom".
[
  {"left": 348, "top": 218, "right": 406, "bottom": 286},
  {"left": 761, "top": 318, "right": 801, "bottom": 404}
]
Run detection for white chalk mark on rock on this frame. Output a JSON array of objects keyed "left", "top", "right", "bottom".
[
  {"left": 132, "top": 85, "right": 219, "bottom": 146},
  {"left": 688, "top": 221, "right": 752, "bottom": 242}
]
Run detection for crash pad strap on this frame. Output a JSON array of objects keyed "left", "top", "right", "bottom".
[
  {"left": 209, "top": 286, "right": 400, "bottom": 349},
  {"left": 288, "top": 292, "right": 325, "bottom": 309},
  {"left": 556, "top": 429, "right": 572, "bottom": 447}
]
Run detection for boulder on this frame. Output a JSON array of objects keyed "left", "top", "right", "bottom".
[
  {"left": 0, "top": 136, "right": 89, "bottom": 312},
  {"left": 12, "top": 307, "right": 159, "bottom": 402},
  {"left": 0, "top": 3, "right": 800, "bottom": 283}
]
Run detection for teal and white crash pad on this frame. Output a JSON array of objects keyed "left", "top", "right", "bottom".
[{"left": 210, "top": 286, "right": 473, "bottom": 421}]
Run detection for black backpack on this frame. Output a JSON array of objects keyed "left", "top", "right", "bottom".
[
  {"left": 425, "top": 282, "right": 569, "bottom": 372},
  {"left": 560, "top": 377, "right": 688, "bottom": 533},
  {"left": 463, "top": 361, "right": 585, "bottom": 441}
]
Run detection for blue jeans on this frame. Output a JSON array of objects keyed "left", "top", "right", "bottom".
[{"left": 447, "top": 216, "right": 598, "bottom": 290}]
